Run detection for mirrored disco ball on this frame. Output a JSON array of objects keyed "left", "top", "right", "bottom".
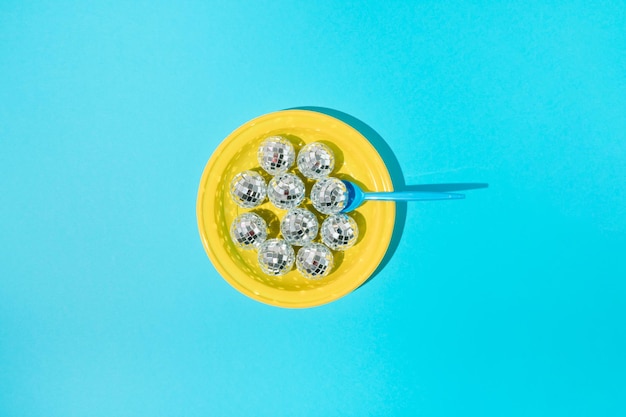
[
  {"left": 257, "top": 136, "right": 296, "bottom": 175},
  {"left": 296, "top": 243, "right": 334, "bottom": 280},
  {"left": 280, "top": 208, "right": 319, "bottom": 246},
  {"left": 258, "top": 239, "right": 295, "bottom": 276},
  {"left": 321, "top": 213, "right": 359, "bottom": 251},
  {"left": 230, "top": 212, "right": 268, "bottom": 250},
  {"left": 297, "top": 142, "right": 335, "bottom": 179},
  {"left": 229, "top": 170, "right": 267, "bottom": 208},
  {"left": 267, "top": 173, "right": 305, "bottom": 209},
  {"left": 310, "top": 177, "right": 347, "bottom": 214}
]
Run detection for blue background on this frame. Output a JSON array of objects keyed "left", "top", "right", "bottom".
[{"left": 2, "top": 1, "right": 625, "bottom": 416}]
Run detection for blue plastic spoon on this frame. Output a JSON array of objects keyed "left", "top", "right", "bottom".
[{"left": 341, "top": 180, "right": 465, "bottom": 213}]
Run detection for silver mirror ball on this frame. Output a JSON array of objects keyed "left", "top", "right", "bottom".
[
  {"left": 297, "top": 142, "right": 335, "bottom": 180},
  {"left": 258, "top": 239, "right": 295, "bottom": 276},
  {"left": 310, "top": 177, "right": 348, "bottom": 214},
  {"left": 280, "top": 208, "right": 319, "bottom": 246},
  {"left": 230, "top": 212, "right": 268, "bottom": 250},
  {"left": 321, "top": 213, "right": 359, "bottom": 251},
  {"left": 257, "top": 136, "right": 295, "bottom": 175},
  {"left": 267, "top": 173, "right": 305, "bottom": 210},
  {"left": 296, "top": 243, "right": 334, "bottom": 280},
  {"left": 229, "top": 170, "right": 267, "bottom": 208}
]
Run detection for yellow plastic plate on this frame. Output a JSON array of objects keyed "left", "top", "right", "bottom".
[{"left": 197, "top": 110, "right": 395, "bottom": 308}]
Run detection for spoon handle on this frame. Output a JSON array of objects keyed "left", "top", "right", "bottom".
[{"left": 364, "top": 191, "right": 465, "bottom": 201}]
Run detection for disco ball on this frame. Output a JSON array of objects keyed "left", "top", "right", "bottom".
[
  {"left": 230, "top": 212, "right": 268, "bottom": 250},
  {"left": 321, "top": 213, "right": 359, "bottom": 251},
  {"left": 310, "top": 177, "right": 347, "bottom": 214},
  {"left": 267, "top": 173, "right": 305, "bottom": 209},
  {"left": 257, "top": 136, "right": 295, "bottom": 175},
  {"left": 297, "top": 142, "right": 335, "bottom": 179},
  {"left": 258, "top": 239, "right": 295, "bottom": 276},
  {"left": 280, "top": 208, "right": 319, "bottom": 246},
  {"left": 229, "top": 170, "right": 267, "bottom": 208},
  {"left": 296, "top": 243, "right": 334, "bottom": 280}
]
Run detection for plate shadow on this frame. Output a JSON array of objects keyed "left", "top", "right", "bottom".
[{"left": 290, "top": 106, "right": 407, "bottom": 286}]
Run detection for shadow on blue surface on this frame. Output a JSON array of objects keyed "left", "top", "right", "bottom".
[{"left": 291, "top": 106, "right": 488, "bottom": 286}]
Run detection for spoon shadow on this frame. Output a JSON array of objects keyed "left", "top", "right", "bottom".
[{"left": 403, "top": 183, "right": 488, "bottom": 192}]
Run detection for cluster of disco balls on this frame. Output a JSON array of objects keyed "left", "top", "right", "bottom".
[{"left": 229, "top": 136, "right": 359, "bottom": 280}]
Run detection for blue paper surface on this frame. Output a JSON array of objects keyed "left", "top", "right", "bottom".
[{"left": 1, "top": 1, "right": 625, "bottom": 416}]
